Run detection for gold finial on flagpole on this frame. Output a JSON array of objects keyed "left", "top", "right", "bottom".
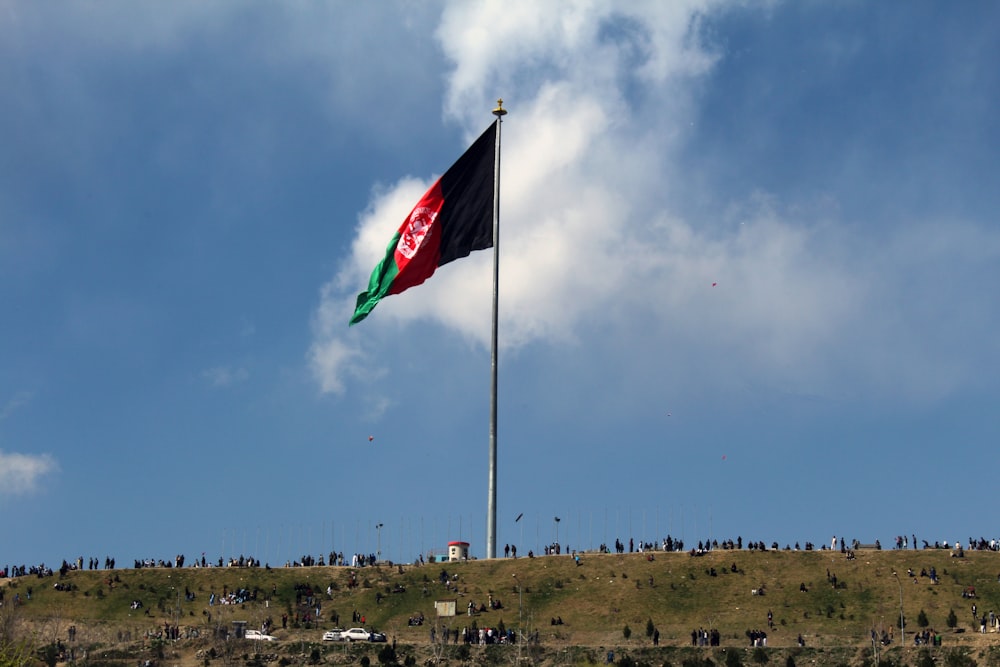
[{"left": 493, "top": 99, "right": 507, "bottom": 117}]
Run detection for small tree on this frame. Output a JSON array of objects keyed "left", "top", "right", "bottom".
[
  {"left": 918, "top": 610, "right": 929, "bottom": 628},
  {"left": 917, "top": 649, "right": 935, "bottom": 667},
  {"left": 752, "top": 648, "right": 769, "bottom": 666},
  {"left": 726, "top": 649, "right": 743, "bottom": 667},
  {"left": 0, "top": 602, "right": 33, "bottom": 667},
  {"left": 38, "top": 643, "right": 59, "bottom": 667},
  {"left": 623, "top": 625, "right": 632, "bottom": 641},
  {"left": 378, "top": 645, "right": 398, "bottom": 665},
  {"left": 947, "top": 609, "right": 958, "bottom": 629},
  {"left": 785, "top": 657, "right": 796, "bottom": 667},
  {"left": 646, "top": 618, "right": 656, "bottom": 638}
]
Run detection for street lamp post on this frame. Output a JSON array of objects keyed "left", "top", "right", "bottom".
[
  {"left": 892, "top": 571, "right": 904, "bottom": 649},
  {"left": 376, "top": 523, "right": 384, "bottom": 562}
]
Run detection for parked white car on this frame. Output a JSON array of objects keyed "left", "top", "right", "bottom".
[
  {"left": 245, "top": 630, "right": 277, "bottom": 641},
  {"left": 322, "top": 629, "right": 344, "bottom": 642},
  {"left": 341, "top": 628, "right": 372, "bottom": 642}
]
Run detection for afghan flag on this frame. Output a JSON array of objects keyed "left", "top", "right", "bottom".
[{"left": 349, "top": 122, "right": 497, "bottom": 325}]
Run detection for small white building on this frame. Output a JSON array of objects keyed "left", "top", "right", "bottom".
[{"left": 447, "top": 541, "right": 470, "bottom": 561}]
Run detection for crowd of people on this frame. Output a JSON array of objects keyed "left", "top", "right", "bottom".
[
  {"left": 428, "top": 624, "right": 527, "bottom": 645},
  {"left": 692, "top": 628, "right": 720, "bottom": 646},
  {"left": 9, "top": 534, "right": 1000, "bottom": 579},
  {"left": 208, "top": 585, "right": 259, "bottom": 606}
]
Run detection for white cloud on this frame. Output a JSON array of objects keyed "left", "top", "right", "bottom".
[
  {"left": 437, "top": 1, "right": 721, "bottom": 128},
  {"left": 308, "top": 279, "right": 367, "bottom": 395},
  {"left": 308, "top": 337, "right": 358, "bottom": 396},
  {"left": 312, "top": 3, "right": 725, "bottom": 388},
  {"left": 309, "top": 0, "right": 1000, "bottom": 404},
  {"left": 0, "top": 450, "right": 57, "bottom": 496}
]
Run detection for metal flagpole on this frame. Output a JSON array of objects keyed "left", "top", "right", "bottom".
[{"left": 487, "top": 99, "right": 506, "bottom": 559}]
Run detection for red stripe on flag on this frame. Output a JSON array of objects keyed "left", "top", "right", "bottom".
[{"left": 387, "top": 180, "right": 445, "bottom": 296}]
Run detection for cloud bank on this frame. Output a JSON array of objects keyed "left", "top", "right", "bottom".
[{"left": 310, "top": 1, "right": 1000, "bottom": 406}]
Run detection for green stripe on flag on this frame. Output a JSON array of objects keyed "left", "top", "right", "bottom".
[{"left": 350, "top": 231, "right": 402, "bottom": 325}]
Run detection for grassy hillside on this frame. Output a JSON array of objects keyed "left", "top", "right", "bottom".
[{"left": 4, "top": 548, "right": 1000, "bottom": 666}]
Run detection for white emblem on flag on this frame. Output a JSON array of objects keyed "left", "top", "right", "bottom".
[{"left": 397, "top": 207, "right": 437, "bottom": 259}]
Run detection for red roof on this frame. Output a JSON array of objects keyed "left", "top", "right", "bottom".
[{"left": 447, "top": 541, "right": 470, "bottom": 547}]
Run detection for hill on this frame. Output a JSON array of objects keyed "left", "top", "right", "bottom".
[{"left": 4, "top": 547, "right": 1000, "bottom": 667}]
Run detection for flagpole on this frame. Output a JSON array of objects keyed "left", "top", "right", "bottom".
[{"left": 487, "top": 99, "right": 506, "bottom": 560}]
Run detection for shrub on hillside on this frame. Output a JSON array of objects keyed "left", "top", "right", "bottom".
[{"left": 944, "top": 650, "right": 976, "bottom": 667}]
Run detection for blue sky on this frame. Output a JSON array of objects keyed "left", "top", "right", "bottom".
[{"left": 3, "top": 1, "right": 999, "bottom": 567}]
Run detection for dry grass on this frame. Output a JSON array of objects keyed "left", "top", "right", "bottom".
[{"left": 5, "top": 548, "right": 1000, "bottom": 665}]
